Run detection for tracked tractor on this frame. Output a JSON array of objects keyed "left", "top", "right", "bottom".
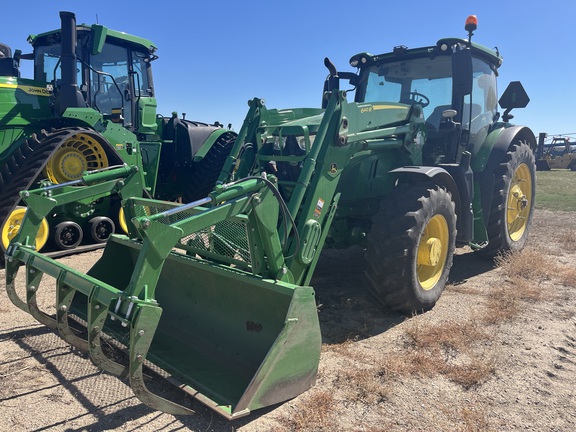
[
  {"left": 0, "top": 12, "right": 235, "bottom": 261},
  {"left": 5, "top": 16, "right": 535, "bottom": 419}
]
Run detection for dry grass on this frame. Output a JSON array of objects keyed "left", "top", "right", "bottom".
[
  {"left": 381, "top": 319, "right": 495, "bottom": 389},
  {"left": 555, "top": 228, "right": 576, "bottom": 253},
  {"left": 336, "top": 367, "right": 391, "bottom": 405},
  {"left": 276, "top": 390, "right": 336, "bottom": 431},
  {"left": 482, "top": 247, "right": 559, "bottom": 324},
  {"left": 495, "top": 247, "right": 554, "bottom": 282},
  {"left": 278, "top": 244, "right": 570, "bottom": 431},
  {"left": 323, "top": 339, "right": 368, "bottom": 362},
  {"left": 459, "top": 404, "right": 493, "bottom": 432},
  {"left": 558, "top": 268, "right": 576, "bottom": 287}
]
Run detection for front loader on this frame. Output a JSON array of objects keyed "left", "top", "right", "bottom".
[
  {"left": 5, "top": 16, "right": 536, "bottom": 419},
  {"left": 0, "top": 12, "right": 235, "bottom": 262}
]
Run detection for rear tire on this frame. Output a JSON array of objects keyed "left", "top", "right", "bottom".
[
  {"left": 476, "top": 142, "right": 535, "bottom": 258},
  {"left": 365, "top": 182, "right": 457, "bottom": 314}
]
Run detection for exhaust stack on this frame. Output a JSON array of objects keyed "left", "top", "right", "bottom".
[{"left": 56, "top": 11, "right": 86, "bottom": 115}]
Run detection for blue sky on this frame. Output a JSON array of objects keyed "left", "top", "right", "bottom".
[{"left": 3, "top": 1, "right": 575, "bottom": 141}]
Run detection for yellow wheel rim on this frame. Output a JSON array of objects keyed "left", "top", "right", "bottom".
[
  {"left": 417, "top": 214, "right": 449, "bottom": 290},
  {"left": 507, "top": 163, "right": 532, "bottom": 241},
  {"left": 44, "top": 133, "right": 109, "bottom": 183},
  {"left": 118, "top": 207, "right": 129, "bottom": 234},
  {"left": 1, "top": 207, "right": 49, "bottom": 251}
]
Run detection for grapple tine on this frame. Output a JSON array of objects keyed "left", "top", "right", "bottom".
[
  {"left": 129, "top": 304, "right": 195, "bottom": 415},
  {"left": 26, "top": 266, "right": 57, "bottom": 330},
  {"left": 87, "top": 299, "right": 129, "bottom": 378},
  {"left": 55, "top": 278, "right": 89, "bottom": 351},
  {"left": 5, "top": 258, "right": 29, "bottom": 313}
]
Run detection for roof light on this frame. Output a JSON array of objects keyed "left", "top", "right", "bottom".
[{"left": 465, "top": 15, "right": 478, "bottom": 33}]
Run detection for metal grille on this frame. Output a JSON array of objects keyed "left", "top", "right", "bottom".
[
  {"left": 130, "top": 201, "right": 252, "bottom": 265},
  {"left": 182, "top": 220, "right": 251, "bottom": 263}
]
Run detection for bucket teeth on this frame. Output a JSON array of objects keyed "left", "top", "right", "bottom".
[
  {"left": 88, "top": 300, "right": 129, "bottom": 378},
  {"left": 5, "top": 259, "right": 28, "bottom": 313},
  {"left": 56, "top": 282, "right": 89, "bottom": 351},
  {"left": 26, "top": 266, "right": 57, "bottom": 330},
  {"left": 128, "top": 304, "right": 195, "bottom": 415}
]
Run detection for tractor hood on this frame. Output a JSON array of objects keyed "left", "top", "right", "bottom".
[{"left": 262, "top": 102, "right": 411, "bottom": 137}]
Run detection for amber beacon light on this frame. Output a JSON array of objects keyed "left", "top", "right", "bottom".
[{"left": 465, "top": 15, "right": 478, "bottom": 33}]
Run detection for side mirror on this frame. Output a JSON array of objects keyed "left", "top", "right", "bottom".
[
  {"left": 452, "top": 48, "right": 473, "bottom": 97},
  {"left": 499, "top": 81, "right": 529, "bottom": 122}
]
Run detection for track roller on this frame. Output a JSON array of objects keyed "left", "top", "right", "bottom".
[
  {"left": 88, "top": 216, "right": 115, "bottom": 243},
  {"left": 53, "top": 221, "right": 83, "bottom": 249}
]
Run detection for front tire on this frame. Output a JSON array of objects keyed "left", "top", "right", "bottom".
[
  {"left": 365, "top": 183, "right": 457, "bottom": 314},
  {"left": 477, "top": 142, "right": 535, "bottom": 258}
]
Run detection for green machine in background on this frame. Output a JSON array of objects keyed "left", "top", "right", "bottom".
[
  {"left": 0, "top": 11, "right": 235, "bottom": 259},
  {"left": 5, "top": 16, "right": 536, "bottom": 419}
]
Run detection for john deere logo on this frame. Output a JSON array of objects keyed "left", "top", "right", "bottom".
[{"left": 329, "top": 163, "right": 338, "bottom": 174}]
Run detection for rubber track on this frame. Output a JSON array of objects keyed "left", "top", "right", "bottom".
[
  {"left": 183, "top": 131, "right": 237, "bottom": 202},
  {"left": 0, "top": 127, "right": 94, "bottom": 263}
]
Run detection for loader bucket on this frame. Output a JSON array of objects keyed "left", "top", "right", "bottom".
[
  {"left": 50, "top": 235, "right": 320, "bottom": 419},
  {"left": 5, "top": 169, "right": 322, "bottom": 418},
  {"left": 6, "top": 236, "right": 321, "bottom": 418}
]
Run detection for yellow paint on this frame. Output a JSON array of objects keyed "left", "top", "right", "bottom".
[{"left": 0, "top": 82, "right": 52, "bottom": 96}]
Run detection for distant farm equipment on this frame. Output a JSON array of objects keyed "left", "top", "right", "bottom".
[{"left": 535, "top": 133, "right": 576, "bottom": 171}]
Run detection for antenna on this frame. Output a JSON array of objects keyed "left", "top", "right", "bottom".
[{"left": 96, "top": 14, "right": 99, "bottom": 24}]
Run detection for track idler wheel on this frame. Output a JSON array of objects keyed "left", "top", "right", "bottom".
[
  {"left": 43, "top": 133, "right": 110, "bottom": 183},
  {"left": 88, "top": 216, "right": 115, "bottom": 243},
  {"left": 1, "top": 206, "right": 49, "bottom": 251},
  {"left": 53, "top": 221, "right": 83, "bottom": 249}
]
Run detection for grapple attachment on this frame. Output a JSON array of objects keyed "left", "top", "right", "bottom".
[{"left": 5, "top": 166, "right": 321, "bottom": 419}]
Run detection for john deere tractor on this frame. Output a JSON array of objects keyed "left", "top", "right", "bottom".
[
  {"left": 0, "top": 12, "right": 235, "bottom": 260},
  {"left": 5, "top": 16, "right": 535, "bottom": 419}
]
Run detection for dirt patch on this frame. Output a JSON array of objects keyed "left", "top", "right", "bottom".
[{"left": 0, "top": 209, "right": 575, "bottom": 431}]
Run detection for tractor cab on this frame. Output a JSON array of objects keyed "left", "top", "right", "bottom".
[
  {"left": 350, "top": 39, "right": 504, "bottom": 165},
  {"left": 326, "top": 16, "right": 529, "bottom": 167},
  {"left": 29, "top": 17, "right": 158, "bottom": 133}
]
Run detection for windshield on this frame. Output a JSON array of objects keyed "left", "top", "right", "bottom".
[
  {"left": 358, "top": 55, "right": 453, "bottom": 120},
  {"left": 357, "top": 54, "right": 497, "bottom": 137},
  {"left": 34, "top": 39, "right": 84, "bottom": 85},
  {"left": 34, "top": 36, "right": 153, "bottom": 127}
]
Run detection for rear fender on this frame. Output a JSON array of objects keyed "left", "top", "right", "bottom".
[
  {"left": 473, "top": 125, "right": 536, "bottom": 228},
  {"left": 472, "top": 125, "right": 536, "bottom": 173}
]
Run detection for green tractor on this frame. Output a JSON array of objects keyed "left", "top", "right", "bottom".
[
  {"left": 0, "top": 12, "right": 235, "bottom": 260},
  {"left": 5, "top": 16, "right": 535, "bottom": 419}
]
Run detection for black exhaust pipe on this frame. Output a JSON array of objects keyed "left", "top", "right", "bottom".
[{"left": 56, "top": 11, "right": 86, "bottom": 115}]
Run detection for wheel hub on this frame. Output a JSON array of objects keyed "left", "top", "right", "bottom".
[
  {"left": 417, "top": 214, "right": 449, "bottom": 291},
  {"left": 58, "top": 151, "right": 86, "bottom": 179},
  {"left": 418, "top": 237, "right": 443, "bottom": 267},
  {"left": 511, "top": 185, "right": 528, "bottom": 211},
  {"left": 507, "top": 163, "right": 532, "bottom": 241},
  {"left": 1, "top": 207, "right": 49, "bottom": 251},
  {"left": 44, "top": 133, "right": 109, "bottom": 183}
]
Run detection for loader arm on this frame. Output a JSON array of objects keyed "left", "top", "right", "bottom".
[{"left": 221, "top": 90, "right": 425, "bottom": 285}]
